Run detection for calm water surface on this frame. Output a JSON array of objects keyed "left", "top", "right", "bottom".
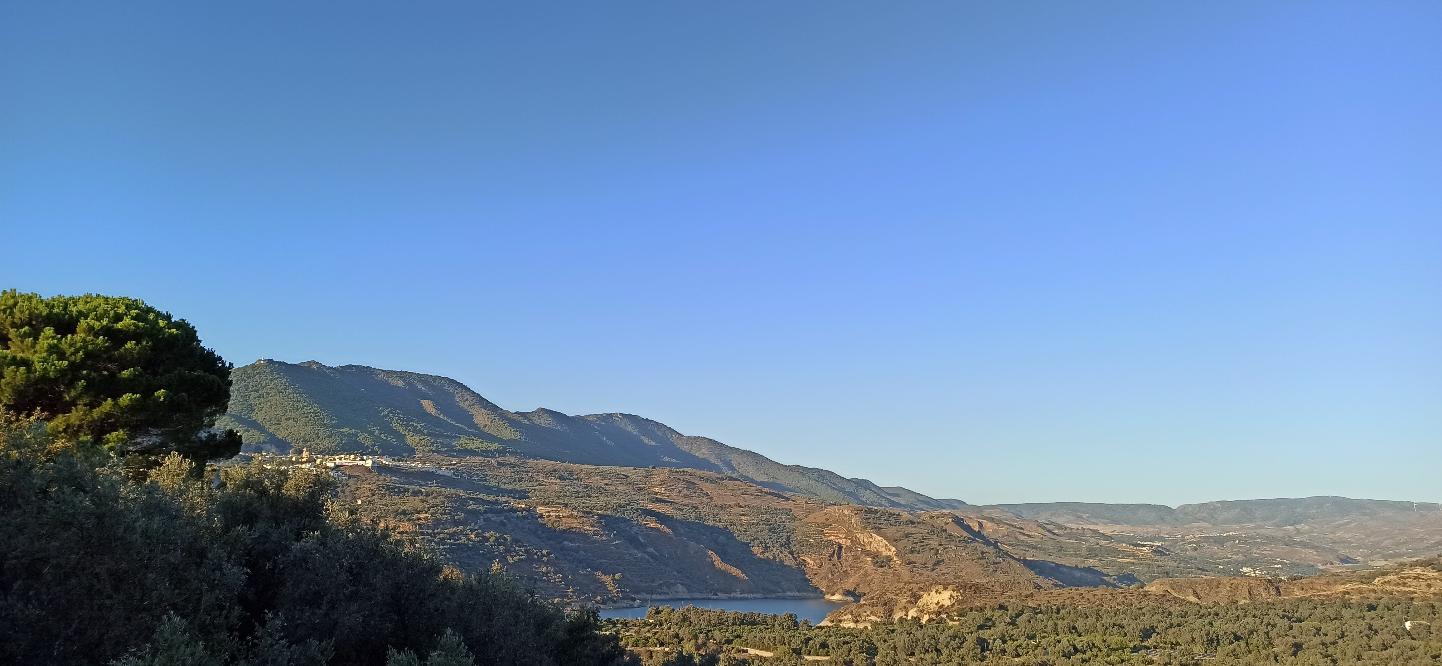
[{"left": 599, "top": 598, "right": 843, "bottom": 624}]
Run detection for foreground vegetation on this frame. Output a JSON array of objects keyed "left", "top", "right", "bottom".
[
  {"left": 0, "top": 292, "right": 631, "bottom": 665},
  {"left": 614, "top": 598, "right": 1442, "bottom": 665},
  {"left": 0, "top": 418, "right": 632, "bottom": 665}
]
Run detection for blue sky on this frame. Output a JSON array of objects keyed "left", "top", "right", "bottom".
[{"left": 4, "top": 2, "right": 1439, "bottom": 505}]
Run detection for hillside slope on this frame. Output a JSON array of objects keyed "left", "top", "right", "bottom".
[
  {"left": 219, "top": 359, "right": 963, "bottom": 511},
  {"left": 316, "top": 453, "right": 1108, "bottom": 614}
]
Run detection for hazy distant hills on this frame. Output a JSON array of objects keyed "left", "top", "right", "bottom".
[
  {"left": 1176, "top": 497, "right": 1442, "bottom": 526},
  {"left": 988, "top": 503, "right": 1182, "bottom": 526},
  {"left": 981, "top": 498, "right": 1442, "bottom": 579},
  {"left": 987, "top": 497, "right": 1442, "bottom": 528},
  {"left": 219, "top": 359, "right": 965, "bottom": 511}
]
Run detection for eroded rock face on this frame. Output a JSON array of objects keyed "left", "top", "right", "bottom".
[
  {"left": 816, "top": 506, "right": 901, "bottom": 561},
  {"left": 799, "top": 505, "right": 1074, "bottom": 622},
  {"left": 905, "top": 587, "right": 960, "bottom": 619}
]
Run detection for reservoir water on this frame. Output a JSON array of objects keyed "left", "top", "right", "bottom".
[{"left": 598, "top": 597, "right": 843, "bottom": 624}]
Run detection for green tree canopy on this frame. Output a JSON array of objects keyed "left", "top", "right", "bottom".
[{"left": 0, "top": 290, "right": 240, "bottom": 462}]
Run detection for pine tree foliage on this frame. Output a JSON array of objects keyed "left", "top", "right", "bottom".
[{"left": 0, "top": 290, "right": 241, "bottom": 463}]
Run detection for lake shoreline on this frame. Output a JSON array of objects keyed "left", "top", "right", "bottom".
[
  {"left": 595, "top": 596, "right": 846, "bottom": 624},
  {"left": 595, "top": 591, "right": 829, "bottom": 610}
]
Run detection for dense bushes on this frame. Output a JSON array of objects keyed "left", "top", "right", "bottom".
[{"left": 0, "top": 417, "right": 631, "bottom": 665}]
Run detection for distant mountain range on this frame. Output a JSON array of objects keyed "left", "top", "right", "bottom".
[
  {"left": 219, "top": 360, "right": 967, "bottom": 511},
  {"left": 219, "top": 359, "right": 1442, "bottom": 616},
  {"left": 989, "top": 497, "right": 1442, "bottom": 528},
  {"left": 221, "top": 360, "right": 1438, "bottom": 525}
]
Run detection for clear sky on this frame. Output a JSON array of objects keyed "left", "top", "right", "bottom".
[{"left": 4, "top": 2, "right": 1439, "bottom": 505}]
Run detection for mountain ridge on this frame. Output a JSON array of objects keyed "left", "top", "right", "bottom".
[
  {"left": 219, "top": 359, "right": 967, "bottom": 511},
  {"left": 222, "top": 359, "right": 1438, "bottom": 518},
  {"left": 986, "top": 497, "right": 1442, "bottom": 527}
]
